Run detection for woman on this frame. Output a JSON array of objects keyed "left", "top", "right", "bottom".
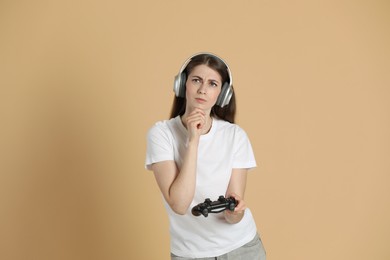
[{"left": 145, "top": 52, "right": 266, "bottom": 259}]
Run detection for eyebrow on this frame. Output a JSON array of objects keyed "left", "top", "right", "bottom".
[
  {"left": 190, "top": 75, "right": 221, "bottom": 84},
  {"left": 209, "top": 80, "right": 220, "bottom": 86}
]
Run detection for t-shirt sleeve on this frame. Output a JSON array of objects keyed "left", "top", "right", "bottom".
[
  {"left": 145, "top": 122, "right": 174, "bottom": 170},
  {"left": 232, "top": 127, "right": 257, "bottom": 170}
]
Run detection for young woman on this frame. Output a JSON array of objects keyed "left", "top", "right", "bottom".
[{"left": 145, "top": 53, "right": 266, "bottom": 259}]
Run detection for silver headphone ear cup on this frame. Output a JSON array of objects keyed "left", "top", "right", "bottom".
[
  {"left": 173, "top": 72, "right": 187, "bottom": 97},
  {"left": 216, "top": 83, "right": 233, "bottom": 107},
  {"left": 178, "top": 73, "right": 186, "bottom": 97},
  {"left": 173, "top": 74, "right": 181, "bottom": 97}
]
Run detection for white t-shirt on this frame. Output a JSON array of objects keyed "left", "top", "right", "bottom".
[{"left": 145, "top": 116, "right": 258, "bottom": 258}]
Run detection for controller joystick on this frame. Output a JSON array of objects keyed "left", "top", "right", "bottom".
[{"left": 191, "top": 195, "right": 237, "bottom": 217}]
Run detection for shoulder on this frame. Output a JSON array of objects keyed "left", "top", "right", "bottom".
[
  {"left": 215, "top": 119, "right": 248, "bottom": 137},
  {"left": 147, "top": 117, "right": 176, "bottom": 138},
  {"left": 149, "top": 116, "right": 179, "bottom": 131}
]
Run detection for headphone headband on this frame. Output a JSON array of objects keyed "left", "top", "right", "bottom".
[{"left": 178, "top": 52, "right": 233, "bottom": 87}]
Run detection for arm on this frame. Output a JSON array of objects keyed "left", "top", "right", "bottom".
[
  {"left": 224, "top": 168, "right": 248, "bottom": 224},
  {"left": 151, "top": 109, "right": 206, "bottom": 215},
  {"left": 151, "top": 138, "right": 199, "bottom": 215}
]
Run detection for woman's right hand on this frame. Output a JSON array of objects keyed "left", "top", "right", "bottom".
[{"left": 183, "top": 108, "right": 206, "bottom": 141}]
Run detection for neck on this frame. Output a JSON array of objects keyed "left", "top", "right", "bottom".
[{"left": 202, "top": 116, "right": 213, "bottom": 135}]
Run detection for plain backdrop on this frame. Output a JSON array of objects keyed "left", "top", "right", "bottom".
[{"left": 0, "top": 1, "right": 389, "bottom": 259}]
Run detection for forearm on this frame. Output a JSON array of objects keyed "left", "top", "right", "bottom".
[
  {"left": 224, "top": 170, "right": 249, "bottom": 224},
  {"left": 168, "top": 140, "right": 198, "bottom": 214}
]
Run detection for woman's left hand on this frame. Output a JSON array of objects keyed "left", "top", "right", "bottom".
[{"left": 224, "top": 193, "right": 246, "bottom": 223}]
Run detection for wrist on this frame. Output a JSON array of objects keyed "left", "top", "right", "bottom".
[{"left": 187, "top": 137, "right": 200, "bottom": 147}]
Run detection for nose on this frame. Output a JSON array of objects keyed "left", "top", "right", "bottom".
[{"left": 197, "top": 83, "right": 206, "bottom": 94}]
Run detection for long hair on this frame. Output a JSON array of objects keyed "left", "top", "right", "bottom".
[{"left": 169, "top": 53, "right": 237, "bottom": 123}]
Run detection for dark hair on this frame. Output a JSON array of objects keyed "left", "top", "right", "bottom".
[{"left": 169, "top": 53, "right": 237, "bottom": 123}]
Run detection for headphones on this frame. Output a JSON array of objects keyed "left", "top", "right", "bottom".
[{"left": 173, "top": 52, "right": 233, "bottom": 107}]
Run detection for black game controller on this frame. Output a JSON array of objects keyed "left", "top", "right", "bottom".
[{"left": 191, "top": 195, "right": 237, "bottom": 217}]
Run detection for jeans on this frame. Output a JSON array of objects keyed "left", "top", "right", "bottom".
[{"left": 171, "top": 233, "right": 266, "bottom": 260}]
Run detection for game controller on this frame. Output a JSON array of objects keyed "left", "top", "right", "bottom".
[{"left": 191, "top": 195, "right": 237, "bottom": 217}]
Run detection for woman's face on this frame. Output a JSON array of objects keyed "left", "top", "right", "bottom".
[{"left": 185, "top": 64, "right": 222, "bottom": 112}]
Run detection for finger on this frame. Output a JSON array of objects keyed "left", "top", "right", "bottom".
[
  {"left": 235, "top": 201, "right": 246, "bottom": 212},
  {"left": 229, "top": 194, "right": 246, "bottom": 212},
  {"left": 187, "top": 115, "right": 206, "bottom": 129},
  {"left": 187, "top": 117, "right": 204, "bottom": 129}
]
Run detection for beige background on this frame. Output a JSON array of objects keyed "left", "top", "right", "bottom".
[{"left": 1, "top": 0, "right": 389, "bottom": 259}]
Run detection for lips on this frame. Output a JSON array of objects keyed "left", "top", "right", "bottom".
[{"left": 195, "top": 98, "right": 207, "bottom": 103}]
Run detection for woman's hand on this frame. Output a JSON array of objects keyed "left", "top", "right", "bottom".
[
  {"left": 182, "top": 108, "right": 207, "bottom": 141},
  {"left": 224, "top": 192, "right": 246, "bottom": 224}
]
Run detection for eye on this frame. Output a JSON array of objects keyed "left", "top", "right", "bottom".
[
  {"left": 210, "top": 81, "right": 219, "bottom": 87},
  {"left": 191, "top": 77, "right": 202, "bottom": 84}
]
